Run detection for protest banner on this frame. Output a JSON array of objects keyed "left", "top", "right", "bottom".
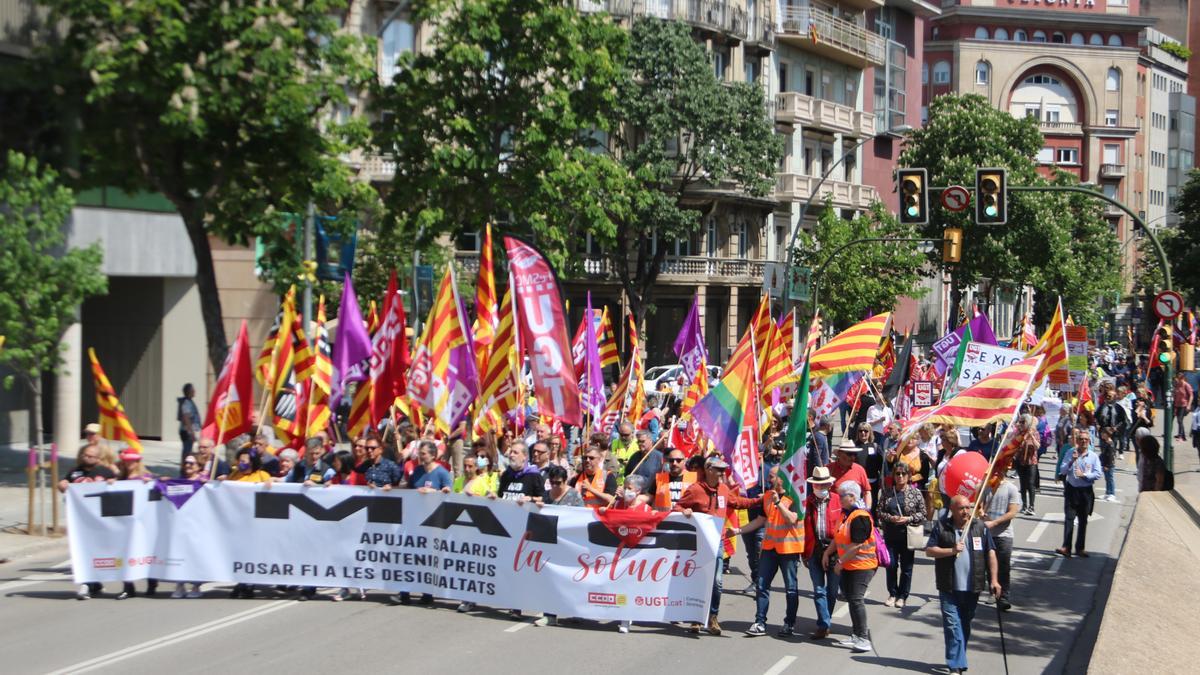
[
  {"left": 67, "top": 482, "right": 721, "bottom": 622},
  {"left": 954, "top": 342, "right": 1026, "bottom": 389},
  {"left": 912, "top": 381, "right": 934, "bottom": 408}
]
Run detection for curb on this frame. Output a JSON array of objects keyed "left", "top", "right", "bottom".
[{"left": 1170, "top": 489, "right": 1200, "bottom": 528}]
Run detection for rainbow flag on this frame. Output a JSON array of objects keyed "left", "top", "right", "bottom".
[
  {"left": 691, "top": 329, "right": 761, "bottom": 487},
  {"left": 902, "top": 355, "right": 1043, "bottom": 434},
  {"left": 87, "top": 348, "right": 143, "bottom": 453},
  {"left": 807, "top": 313, "right": 891, "bottom": 378},
  {"left": 1028, "top": 299, "right": 1068, "bottom": 385}
]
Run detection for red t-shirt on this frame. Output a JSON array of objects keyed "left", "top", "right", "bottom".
[{"left": 830, "top": 462, "right": 870, "bottom": 499}]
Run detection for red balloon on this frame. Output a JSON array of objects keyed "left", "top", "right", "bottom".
[{"left": 942, "top": 451, "right": 990, "bottom": 502}]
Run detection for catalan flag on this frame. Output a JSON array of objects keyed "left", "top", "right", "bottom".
[
  {"left": 1028, "top": 299, "right": 1068, "bottom": 385},
  {"left": 798, "top": 309, "right": 822, "bottom": 369},
  {"left": 679, "top": 359, "right": 710, "bottom": 419},
  {"left": 87, "top": 348, "right": 143, "bottom": 453},
  {"left": 597, "top": 306, "right": 620, "bottom": 368},
  {"left": 306, "top": 296, "right": 333, "bottom": 438},
  {"left": 347, "top": 379, "right": 372, "bottom": 439},
  {"left": 750, "top": 295, "right": 773, "bottom": 370},
  {"left": 476, "top": 290, "right": 521, "bottom": 435},
  {"left": 691, "top": 329, "right": 760, "bottom": 488},
  {"left": 473, "top": 223, "right": 498, "bottom": 348},
  {"left": 987, "top": 433, "right": 1024, "bottom": 490},
  {"left": 255, "top": 287, "right": 297, "bottom": 387},
  {"left": 408, "top": 266, "right": 475, "bottom": 433},
  {"left": 760, "top": 313, "right": 798, "bottom": 401},
  {"left": 777, "top": 309, "right": 795, "bottom": 365},
  {"left": 807, "top": 313, "right": 892, "bottom": 378},
  {"left": 597, "top": 354, "right": 636, "bottom": 432},
  {"left": 626, "top": 311, "right": 646, "bottom": 423},
  {"left": 902, "top": 355, "right": 1043, "bottom": 434}
]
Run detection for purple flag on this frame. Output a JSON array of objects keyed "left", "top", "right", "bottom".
[
  {"left": 153, "top": 478, "right": 203, "bottom": 510},
  {"left": 332, "top": 272, "right": 372, "bottom": 401},
  {"left": 673, "top": 296, "right": 706, "bottom": 384},
  {"left": 932, "top": 311, "right": 998, "bottom": 376},
  {"left": 583, "top": 293, "right": 607, "bottom": 426}
]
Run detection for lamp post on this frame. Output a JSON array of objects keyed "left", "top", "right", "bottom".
[{"left": 783, "top": 124, "right": 913, "bottom": 315}]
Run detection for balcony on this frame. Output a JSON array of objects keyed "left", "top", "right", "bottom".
[
  {"left": 1099, "top": 163, "right": 1126, "bottom": 179},
  {"left": 456, "top": 251, "right": 764, "bottom": 282},
  {"left": 775, "top": 173, "right": 878, "bottom": 210},
  {"left": 1103, "top": 203, "right": 1124, "bottom": 218},
  {"left": 778, "top": 3, "right": 886, "bottom": 68},
  {"left": 360, "top": 154, "right": 396, "bottom": 181},
  {"left": 775, "top": 92, "right": 876, "bottom": 137},
  {"left": 1039, "top": 121, "right": 1083, "bottom": 135},
  {"left": 575, "top": 0, "right": 748, "bottom": 41},
  {"left": 744, "top": 14, "right": 776, "bottom": 52}
]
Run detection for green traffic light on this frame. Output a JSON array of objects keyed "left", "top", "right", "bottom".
[
  {"left": 906, "top": 205, "right": 919, "bottom": 217},
  {"left": 1159, "top": 352, "right": 1171, "bottom": 364},
  {"left": 985, "top": 205, "right": 998, "bottom": 217}
]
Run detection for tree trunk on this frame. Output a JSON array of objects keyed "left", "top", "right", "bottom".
[
  {"left": 180, "top": 210, "right": 230, "bottom": 374},
  {"left": 26, "top": 377, "right": 43, "bottom": 535}
]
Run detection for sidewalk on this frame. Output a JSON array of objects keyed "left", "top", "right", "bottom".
[{"left": 1089, "top": 422, "right": 1200, "bottom": 672}]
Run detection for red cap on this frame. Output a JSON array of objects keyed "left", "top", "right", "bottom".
[{"left": 120, "top": 449, "right": 142, "bottom": 462}]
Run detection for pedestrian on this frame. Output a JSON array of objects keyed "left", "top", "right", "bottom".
[
  {"left": 496, "top": 442, "right": 545, "bottom": 503},
  {"left": 876, "top": 462, "right": 925, "bottom": 609},
  {"left": 830, "top": 439, "right": 872, "bottom": 510},
  {"left": 600, "top": 474, "right": 654, "bottom": 634},
  {"left": 177, "top": 383, "right": 201, "bottom": 462},
  {"left": 571, "top": 446, "right": 618, "bottom": 508},
  {"left": 1172, "top": 372, "right": 1193, "bottom": 440},
  {"left": 925, "top": 495, "right": 1003, "bottom": 675},
  {"left": 823, "top": 480, "right": 877, "bottom": 653},
  {"left": 853, "top": 422, "right": 884, "bottom": 506},
  {"left": 802, "top": 466, "right": 840, "bottom": 640},
  {"left": 652, "top": 447, "right": 696, "bottom": 511},
  {"left": 982, "top": 476, "right": 1021, "bottom": 610},
  {"left": 1013, "top": 414, "right": 1041, "bottom": 515},
  {"left": 732, "top": 466, "right": 803, "bottom": 638},
  {"left": 1098, "top": 426, "right": 1118, "bottom": 502},
  {"left": 1137, "top": 435, "right": 1168, "bottom": 492},
  {"left": 1056, "top": 428, "right": 1103, "bottom": 558}
]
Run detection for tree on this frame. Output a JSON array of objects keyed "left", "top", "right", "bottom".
[
  {"left": 1166, "top": 169, "right": 1200, "bottom": 304},
  {"left": 372, "top": 0, "right": 630, "bottom": 281},
  {"left": 899, "top": 94, "right": 1119, "bottom": 327},
  {"left": 597, "top": 18, "right": 782, "bottom": 326},
  {"left": 40, "top": 0, "right": 377, "bottom": 372},
  {"left": 0, "top": 151, "right": 107, "bottom": 454},
  {"left": 793, "top": 201, "right": 928, "bottom": 328}
]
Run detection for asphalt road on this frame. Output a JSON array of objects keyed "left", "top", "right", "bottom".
[{"left": 0, "top": 447, "right": 1137, "bottom": 675}]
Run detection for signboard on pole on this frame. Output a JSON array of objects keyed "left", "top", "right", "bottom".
[
  {"left": 1066, "top": 325, "right": 1088, "bottom": 388},
  {"left": 954, "top": 342, "right": 1027, "bottom": 389},
  {"left": 912, "top": 381, "right": 934, "bottom": 408},
  {"left": 1154, "top": 290, "right": 1184, "bottom": 321},
  {"left": 787, "top": 266, "right": 812, "bottom": 303},
  {"left": 763, "top": 262, "right": 786, "bottom": 300}
]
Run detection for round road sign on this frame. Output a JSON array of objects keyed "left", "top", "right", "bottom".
[
  {"left": 941, "top": 185, "right": 970, "bottom": 212},
  {"left": 1154, "top": 290, "right": 1184, "bottom": 321}
]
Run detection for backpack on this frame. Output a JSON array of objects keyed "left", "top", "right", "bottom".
[{"left": 874, "top": 527, "right": 892, "bottom": 568}]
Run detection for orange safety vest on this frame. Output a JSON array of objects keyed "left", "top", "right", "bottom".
[
  {"left": 834, "top": 508, "right": 878, "bottom": 571},
  {"left": 578, "top": 470, "right": 610, "bottom": 508},
  {"left": 653, "top": 471, "right": 697, "bottom": 511},
  {"left": 762, "top": 491, "right": 804, "bottom": 555}
]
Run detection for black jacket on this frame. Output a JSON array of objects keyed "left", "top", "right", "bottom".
[{"left": 929, "top": 517, "right": 994, "bottom": 594}]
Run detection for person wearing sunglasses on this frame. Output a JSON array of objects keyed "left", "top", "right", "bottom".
[
  {"left": 876, "top": 463, "right": 925, "bottom": 609},
  {"left": 570, "top": 449, "right": 617, "bottom": 508},
  {"left": 362, "top": 435, "right": 403, "bottom": 489},
  {"left": 652, "top": 448, "right": 695, "bottom": 511}
]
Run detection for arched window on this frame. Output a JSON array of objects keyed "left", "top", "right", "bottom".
[
  {"left": 974, "top": 27, "right": 989, "bottom": 40},
  {"left": 994, "top": 28, "right": 1009, "bottom": 41},
  {"left": 1014, "top": 30, "right": 1027, "bottom": 42},
  {"left": 1052, "top": 32, "right": 1066, "bottom": 44},
  {"left": 1070, "top": 33, "right": 1084, "bottom": 45},
  {"left": 933, "top": 61, "right": 951, "bottom": 84},
  {"left": 1033, "top": 30, "right": 1047, "bottom": 43},
  {"left": 1108, "top": 35, "right": 1123, "bottom": 46},
  {"left": 1106, "top": 67, "right": 1121, "bottom": 91},
  {"left": 1089, "top": 33, "right": 1103, "bottom": 46},
  {"left": 1011, "top": 73, "right": 1079, "bottom": 124},
  {"left": 976, "top": 61, "right": 990, "bottom": 85}
]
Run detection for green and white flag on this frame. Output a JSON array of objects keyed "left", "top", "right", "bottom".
[{"left": 778, "top": 355, "right": 811, "bottom": 515}]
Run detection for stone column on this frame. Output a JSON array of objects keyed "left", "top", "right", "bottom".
[
  {"left": 727, "top": 285, "right": 740, "bottom": 362},
  {"left": 53, "top": 319, "right": 82, "bottom": 532}
]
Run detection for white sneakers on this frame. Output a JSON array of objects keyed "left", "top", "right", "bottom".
[{"left": 76, "top": 584, "right": 91, "bottom": 600}]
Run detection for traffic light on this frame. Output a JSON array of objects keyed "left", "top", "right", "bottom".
[
  {"left": 942, "top": 227, "right": 963, "bottom": 264},
  {"left": 897, "top": 168, "right": 928, "bottom": 225},
  {"left": 975, "top": 168, "right": 1007, "bottom": 225}
]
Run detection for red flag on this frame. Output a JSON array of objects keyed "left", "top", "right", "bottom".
[
  {"left": 1147, "top": 318, "right": 1164, "bottom": 377},
  {"left": 203, "top": 320, "right": 253, "bottom": 442},
  {"left": 1077, "top": 377, "right": 1092, "bottom": 415},
  {"left": 504, "top": 236, "right": 582, "bottom": 425},
  {"left": 370, "top": 271, "right": 411, "bottom": 423},
  {"left": 593, "top": 508, "right": 671, "bottom": 546}
]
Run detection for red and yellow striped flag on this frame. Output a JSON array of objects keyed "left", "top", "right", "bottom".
[
  {"left": 1028, "top": 299, "right": 1068, "bottom": 385},
  {"left": 473, "top": 223, "right": 498, "bottom": 348},
  {"left": 476, "top": 290, "right": 521, "bottom": 435},
  {"left": 86, "top": 348, "right": 143, "bottom": 453},
  {"left": 598, "top": 356, "right": 636, "bottom": 432},
  {"left": 347, "top": 380, "right": 372, "bottom": 439},
  {"left": 255, "top": 286, "right": 298, "bottom": 387},
  {"left": 807, "top": 313, "right": 892, "bottom": 378},
  {"left": 750, "top": 296, "right": 772, "bottom": 367},
  {"left": 777, "top": 309, "right": 796, "bottom": 365},
  {"left": 902, "top": 356, "right": 1043, "bottom": 432},
  {"left": 366, "top": 301, "right": 380, "bottom": 335},
  {"left": 760, "top": 317, "right": 798, "bottom": 401},
  {"left": 626, "top": 312, "right": 646, "bottom": 423},
  {"left": 798, "top": 309, "right": 822, "bottom": 369},
  {"left": 306, "top": 296, "right": 333, "bottom": 438},
  {"left": 597, "top": 307, "right": 620, "bottom": 368},
  {"left": 679, "top": 359, "right": 710, "bottom": 419}
]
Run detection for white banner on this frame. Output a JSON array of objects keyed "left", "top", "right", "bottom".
[
  {"left": 67, "top": 481, "right": 721, "bottom": 622},
  {"left": 955, "top": 342, "right": 1027, "bottom": 389}
]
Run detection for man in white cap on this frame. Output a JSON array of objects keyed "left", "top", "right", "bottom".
[
  {"left": 830, "top": 439, "right": 872, "bottom": 510},
  {"left": 802, "top": 466, "right": 842, "bottom": 639}
]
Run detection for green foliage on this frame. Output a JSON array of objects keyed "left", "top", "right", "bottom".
[
  {"left": 899, "top": 94, "right": 1120, "bottom": 324},
  {"left": 372, "top": 0, "right": 629, "bottom": 277},
  {"left": 1167, "top": 169, "right": 1200, "bottom": 305},
  {"left": 0, "top": 151, "right": 108, "bottom": 391},
  {"left": 793, "top": 201, "right": 928, "bottom": 329},
  {"left": 40, "top": 0, "right": 378, "bottom": 371},
  {"left": 1160, "top": 41, "right": 1192, "bottom": 60}
]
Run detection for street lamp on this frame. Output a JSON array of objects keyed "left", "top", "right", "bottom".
[{"left": 782, "top": 124, "right": 913, "bottom": 314}]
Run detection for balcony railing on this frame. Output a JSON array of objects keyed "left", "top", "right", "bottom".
[
  {"left": 1099, "top": 163, "right": 1126, "bottom": 179},
  {"left": 575, "top": 0, "right": 748, "bottom": 40},
  {"left": 457, "top": 251, "right": 764, "bottom": 280},
  {"left": 776, "top": 173, "right": 878, "bottom": 210},
  {"left": 1039, "top": 121, "right": 1083, "bottom": 135},
  {"left": 775, "top": 92, "right": 876, "bottom": 137},
  {"left": 745, "top": 14, "right": 776, "bottom": 49},
  {"left": 778, "top": 4, "right": 886, "bottom": 67},
  {"left": 361, "top": 154, "right": 396, "bottom": 181}
]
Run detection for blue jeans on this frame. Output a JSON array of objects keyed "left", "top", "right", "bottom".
[
  {"left": 885, "top": 543, "right": 915, "bottom": 600},
  {"left": 742, "top": 527, "right": 764, "bottom": 583},
  {"left": 755, "top": 549, "right": 799, "bottom": 625},
  {"left": 710, "top": 556, "right": 724, "bottom": 615},
  {"left": 940, "top": 590, "right": 980, "bottom": 671},
  {"left": 1103, "top": 466, "right": 1115, "bottom": 496},
  {"left": 806, "top": 553, "right": 839, "bottom": 630}
]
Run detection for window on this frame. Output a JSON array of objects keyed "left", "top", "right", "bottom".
[
  {"left": 1105, "top": 109, "right": 1118, "bottom": 126},
  {"left": 1103, "top": 144, "right": 1119, "bottom": 164},
  {"left": 1024, "top": 105, "right": 1041, "bottom": 119},
  {"left": 921, "top": 106, "right": 928, "bottom": 125},
  {"left": 933, "top": 61, "right": 950, "bottom": 84},
  {"left": 1014, "top": 30, "right": 1027, "bottom": 42},
  {"left": 922, "top": 62, "right": 928, "bottom": 85},
  {"left": 706, "top": 219, "right": 718, "bottom": 256},
  {"left": 1169, "top": 149, "right": 1178, "bottom": 169},
  {"left": 745, "top": 58, "right": 760, "bottom": 84},
  {"left": 1182, "top": 150, "right": 1195, "bottom": 172},
  {"left": 1023, "top": 75, "right": 1061, "bottom": 86},
  {"left": 1052, "top": 32, "right": 1066, "bottom": 44},
  {"left": 778, "top": 62, "right": 790, "bottom": 92},
  {"left": 974, "top": 27, "right": 989, "bottom": 40},
  {"left": 875, "top": 6, "right": 895, "bottom": 40},
  {"left": 1089, "top": 34, "right": 1103, "bottom": 46},
  {"left": 1070, "top": 33, "right": 1084, "bottom": 45},
  {"left": 1037, "top": 147, "right": 1054, "bottom": 163},
  {"left": 1044, "top": 105, "right": 1061, "bottom": 123},
  {"left": 380, "top": 18, "right": 415, "bottom": 85},
  {"left": 735, "top": 221, "right": 747, "bottom": 257},
  {"left": 1108, "top": 35, "right": 1123, "bottom": 47},
  {"left": 1106, "top": 68, "right": 1120, "bottom": 91},
  {"left": 1033, "top": 31, "right": 1047, "bottom": 43},
  {"left": 975, "top": 61, "right": 990, "bottom": 85},
  {"left": 1056, "top": 148, "right": 1079, "bottom": 164},
  {"left": 712, "top": 47, "right": 728, "bottom": 80},
  {"left": 994, "top": 28, "right": 1009, "bottom": 41}
]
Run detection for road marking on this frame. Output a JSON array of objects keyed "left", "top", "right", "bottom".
[
  {"left": 0, "top": 572, "right": 72, "bottom": 593},
  {"left": 832, "top": 589, "right": 868, "bottom": 618},
  {"left": 504, "top": 620, "right": 532, "bottom": 633},
  {"left": 1049, "top": 557, "right": 1064, "bottom": 573},
  {"left": 1026, "top": 514, "right": 1059, "bottom": 543},
  {"left": 763, "top": 655, "right": 797, "bottom": 675},
  {"left": 46, "top": 600, "right": 298, "bottom": 674},
  {"left": 54, "top": 559, "right": 71, "bottom": 569}
]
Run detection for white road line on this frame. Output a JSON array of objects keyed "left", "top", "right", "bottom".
[
  {"left": 504, "top": 620, "right": 532, "bottom": 633},
  {"left": 763, "top": 655, "right": 797, "bottom": 675},
  {"left": 1049, "top": 557, "right": 1064, "bottom": 573},
  {"left": 1026, "top": 514, "right": 1062, "bottom": 543},
  {"left": 53, "top": 559, "right": 71, "bottom": 569},
  {"left": 46, "top": 600, "right": 298, "bottom": 674},
  {"left": 0, "top": 572, "right": 72, "bottom": 593}
]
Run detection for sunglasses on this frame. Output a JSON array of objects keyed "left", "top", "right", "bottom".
[
  {"left": 184, "top": 460, "right": 197, "bottom": 466},
  {"left": 366, "top": 445, "right": 381, "bottom": 450},
  {"left": 584, "top": 456, "right": 599, "bottom": 462},
  {"left": 549, "top": 480, "right": 565, "bottom": 486},
  {"left": 668, "top": 457, "right": 685, "bottom": 463}
]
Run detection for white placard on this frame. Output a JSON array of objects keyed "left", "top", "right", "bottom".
[{"left": 955, "top": 342, "right": 1028, "bottom": 389}]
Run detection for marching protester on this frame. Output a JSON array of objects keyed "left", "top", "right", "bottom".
[
  {"left": 496, "top": 441, "right": 544, "bottom": 502},
  {"left": 876, "top": 462, "right": 924, "bottom": 609},
  {"left": 542, "top": 465, "right": 584, "bottom": 507},
  {"left": 803, "top": 467, "right": 841, "bottom": 640},
  {"left": 293, "top": 438, "right": 333, "bottom": 484},
  {"left": 226, "top": 446, "right": 272, "bottom": 483},
  {"left": 853, "top": 422, "right": 884, "bottom": 506},
  {"left": 829, "top": 439, "right": 872, "bottom": 510},
  {"left": 925, "top": 495, "right": 1002, "bottom": 675},
  {"left": 571, "top": 445, "right": 618, "bottom": 508},
  {"left": 653, "top": 447, "right": 695, "bottom": 510},
  {"left": 1057, "top": 428, "right": 1103, "bottom": 558},
  {"left": 362, "top": 435, "right": 404, "bottom": 488},
  {"left": 195, "top": 436, "right": 229, "bottom": 480},
  {"left": 408, "top": 440, "right": 453, "bottom": 492},
  {"left": 982, "top": 476, "right": 1022, "bottom": 610},
  {"left": 823, "top": 480, "right": 877, "bottom": 653},
  {"left": 60, "top": 443, "right": 116, "bottom": 600},
  {"left": 599, "top": 474, "right": 653, "bottom": 633},
  {"left": 170, "top": 454, "right": 206, "bottom": 599},
  {"left": 1014, "top": 414, "right": 1042, "bottom": 515},
  {"left": 730, "top": 466, "right": 803, "bottom": 638},
  {"left": 275, "top": 448, "right": 299, "bottom": 482}
]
